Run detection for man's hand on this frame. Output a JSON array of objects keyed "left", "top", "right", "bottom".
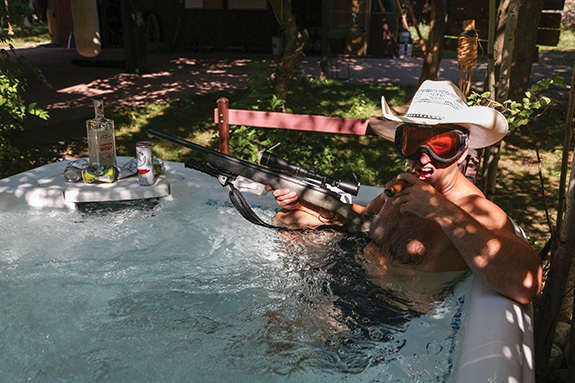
[
  {"left": 389, "top": 173, "right": 455, "bottom": 221},
  {"left": 265, "top": 186, "right": 302, "bottom": 211},
  {"left": 265, "top": 185, "right": 333, "bottom": 229}
]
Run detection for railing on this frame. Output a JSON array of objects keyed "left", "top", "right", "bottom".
[{"left": 214, "top": 97, "right": 373, "bottom": 154}]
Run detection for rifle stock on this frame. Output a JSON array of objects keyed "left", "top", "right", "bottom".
[{"left": 148, "top": 129, "right": 369, "bottom": 231}]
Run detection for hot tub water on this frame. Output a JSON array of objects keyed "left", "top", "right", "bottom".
[{"left": 0, "top": 192, "right": 471, "bottom": 382}]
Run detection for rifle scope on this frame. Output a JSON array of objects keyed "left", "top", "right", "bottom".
[{"left": 258, "top": 150, "right": 360, "bottom": 196}]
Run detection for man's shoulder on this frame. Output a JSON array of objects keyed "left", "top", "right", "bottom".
[{"left": 458, "top": 192, "right": 510, "bottom": 230}]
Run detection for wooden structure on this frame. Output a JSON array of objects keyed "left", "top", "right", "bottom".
[
  {"left": 445, "top": 0, "right": 565, "bottom": 49},
  {"left": 46, "top": 0, "right": 74, "bottom": 48},
  {"left": 46, "top": 1, "right": 566, "bottom": 59},
  {"left": 214, "top": 98, "right": 373, "bottom": 155}
]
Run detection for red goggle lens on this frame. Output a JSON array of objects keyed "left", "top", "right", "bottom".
[{"left": 395, "top": 125, "right": 469, "bottom": 162}]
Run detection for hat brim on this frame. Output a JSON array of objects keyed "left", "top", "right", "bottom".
[{"left": 370, "top": 95, "right": 508, "bottom": 149}]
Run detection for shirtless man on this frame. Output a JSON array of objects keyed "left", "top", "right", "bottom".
[{"left": 267, "top": 81, "right": 542, "bottom": 305}]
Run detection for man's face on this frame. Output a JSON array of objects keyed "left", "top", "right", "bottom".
[
  {"left": 406, "top": 149, "right": 466, "bottom": 187},
  {"left": 394, "top": 125, "right": 469, "bottom": 186}
]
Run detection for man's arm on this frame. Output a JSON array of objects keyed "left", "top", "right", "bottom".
[
  {"left": 266, "top": 187, "right": 366, "bottom": 229},
  {"left": 392, "top": 176, "right": 542, "bottom": 304},
  {"left": 266, "top": 173, "right": 406, "bottom": 228},
  {"left": 438, "top": 201, "right": 541, "bottom": 305}
]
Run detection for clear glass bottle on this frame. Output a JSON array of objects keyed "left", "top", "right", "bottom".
[
  {"left": 63, "top": 159, "right": 89, "bottom": 182},
  {"left": 86, "top": 96, "right": 116, "bottom": 167}
]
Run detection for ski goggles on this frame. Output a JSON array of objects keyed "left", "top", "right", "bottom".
[{"left": 394, "top": 124, "right": 469, "bottom": 163}]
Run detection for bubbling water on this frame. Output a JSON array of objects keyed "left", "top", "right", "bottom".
[{"left": 0, "top": 193, "right": 471, "bottom": 382}]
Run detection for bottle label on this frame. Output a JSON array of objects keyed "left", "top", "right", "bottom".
[{"left": 97, "top": 130, "right": 116, "bottom": 166}]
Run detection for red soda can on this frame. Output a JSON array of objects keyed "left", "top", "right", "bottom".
[{"left": 136, "top": 141, "right": 156, "bottom": 186}]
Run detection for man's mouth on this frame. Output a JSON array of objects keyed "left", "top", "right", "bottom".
[{"left": 418, "top": 167, "right": 433, "bottom": 180}]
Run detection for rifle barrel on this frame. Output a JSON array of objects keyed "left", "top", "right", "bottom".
[{"left": 148, "top": 129, "right": 369, "bottom": 231}]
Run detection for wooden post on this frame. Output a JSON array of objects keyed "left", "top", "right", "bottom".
[
  {"left": 320, "top": 0, "right": 329, "bottom": 80},
  {"left": 120, "top": 0, "right": 148, "bottom": 74},
  {"left": 486, "top": 0, "right": 496, "bottom": 95},
  {"left": 70, "top": 0, "right": 101, "bottom": 57},
  {"left": 217, "top": 97, "right": 230, "bottom": 154}
]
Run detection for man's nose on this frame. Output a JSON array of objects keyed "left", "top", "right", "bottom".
[{"left": 419, "top": 150, "right": 432, "bottom": 164}]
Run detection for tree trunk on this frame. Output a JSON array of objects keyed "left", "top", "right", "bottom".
[
  {"left": 320, "top": 0, "right": 329, "bottom": 80},
  {"left": 534, "top": 59, "right": 575, "bottom": 383},
  {"left": 490, "top": 0, "right": 546, "bottom": 101},
  {"left": 480, "top": 142, "right": 502, "bottom": 199},
  {"left": 535, "top": 148, "right": 575, "bottom": 380},
  {"left": 120, "top": 0, "right": 148, "bottom": 74},
  {"left": 419, "top": 0, "right": 447, "bottom": 85},
  {"left": 481, "top": 0, "right": 518, "bottom": 198},
  {"left": 481, "top": 0, "right": 544, "bottom": 197},
  {"left": 507, "top": 0, "right": 546, "bottom": 101},
  {"left": 268, "top": 0, "right": 308, "bottom": 102},
  {"left": 569, "top": 292, "right": 575, "bottom": 381}
]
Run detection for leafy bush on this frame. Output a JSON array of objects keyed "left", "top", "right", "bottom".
[
  {"left": 224, "top": 61, "right": 413, "bottom": 186},
  {"left": 1, "top": 5, "right": 50, "bottom": 178}
]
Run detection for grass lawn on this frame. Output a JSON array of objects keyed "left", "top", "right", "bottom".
[{"left": 0, "top": 22, "right": 50, "bottom": 48}]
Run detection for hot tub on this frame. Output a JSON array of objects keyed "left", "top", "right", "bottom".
[{"left": 0, "top": 158, "right": 535, "bottom": 382}]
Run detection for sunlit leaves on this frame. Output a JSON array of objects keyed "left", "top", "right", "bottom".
[
  {"left": 467, "top": 73, "right": 565, "bottom": 132},
  {"left": 0, "top": 38, "right": 51, "bottom": 172}
]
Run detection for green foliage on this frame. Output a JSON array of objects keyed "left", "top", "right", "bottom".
[
  {"left": 0, "top": 46, "right": 50, "bottom": 173},
  {"left": 0, "top": 5, "right": 50, "bottom": 176},
  {"left": 468, "top": 74, "right": 567, "bottom": 248},
  {"left": 0, "top": 2, "right": 50, "bottom": 49},
  {"left": 467, "top": 73, "right": 565, "bottom": 131},
  {"left": 219, "top": 61, "right": 413, "bottom": 186}
]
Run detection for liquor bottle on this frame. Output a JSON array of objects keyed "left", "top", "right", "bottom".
[{"left": 86, "top": 96, "right": 117, "bottom": 167}]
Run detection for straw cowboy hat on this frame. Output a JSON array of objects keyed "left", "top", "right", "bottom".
[{"left": 369, "top": 80, "right": 508, "bottom": 149}]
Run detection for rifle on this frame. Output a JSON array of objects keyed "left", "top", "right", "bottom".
[{"left": 148, "top": 129, "right": 370, "bottom": 232}]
